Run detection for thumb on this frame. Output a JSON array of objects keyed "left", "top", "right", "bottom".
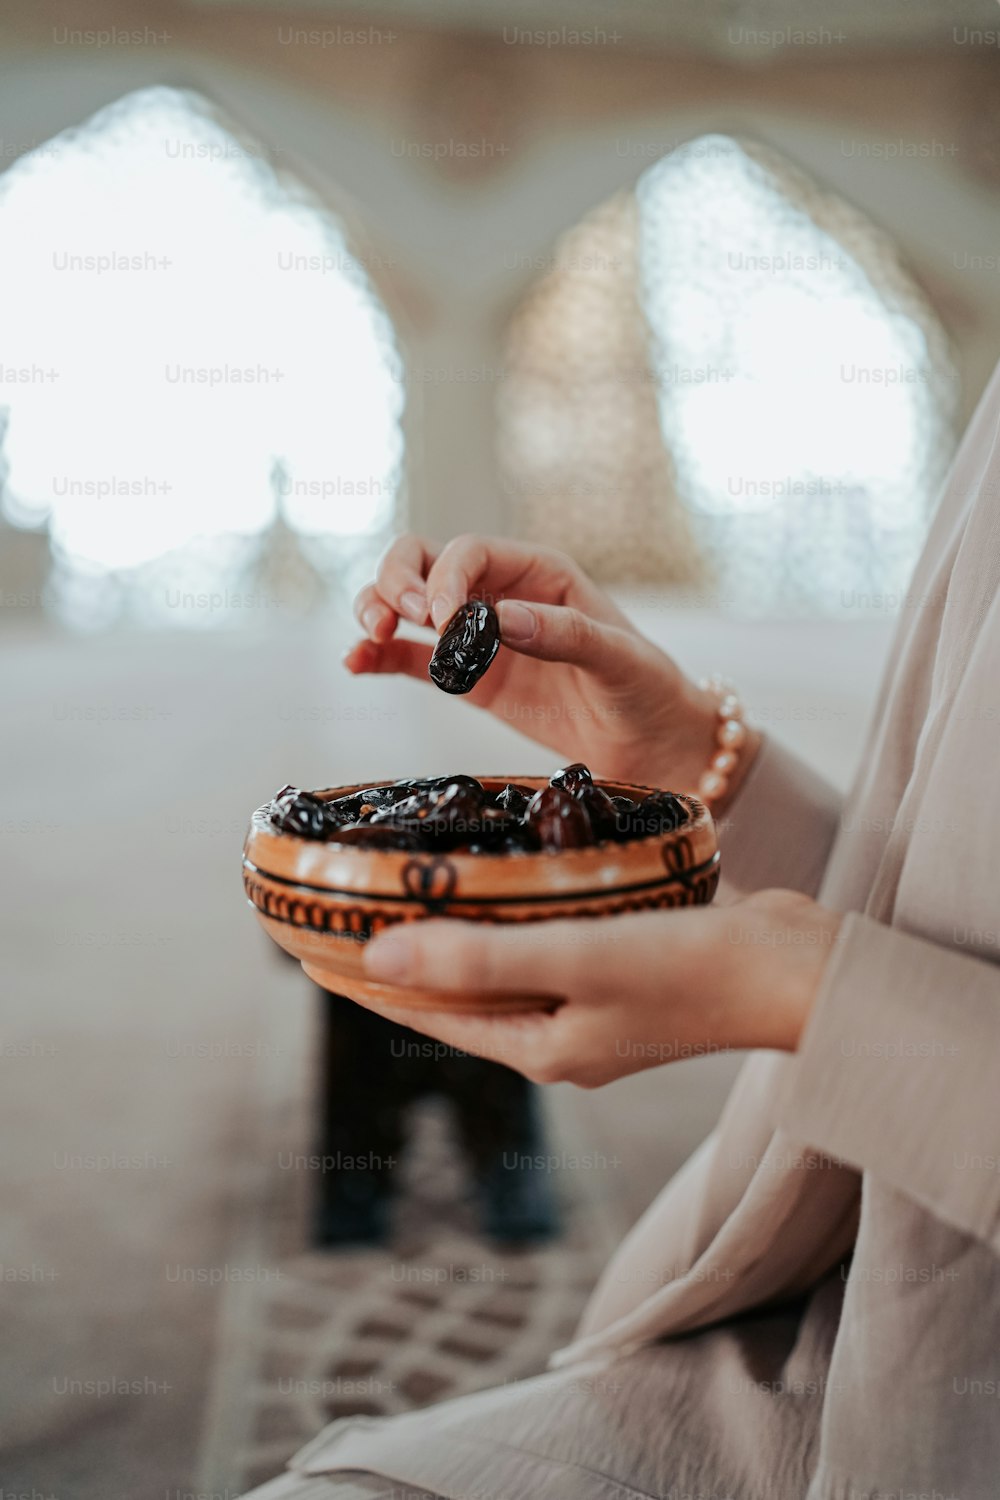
[{"left": 496, "top": 598, "right": 643, "bottom": 682}]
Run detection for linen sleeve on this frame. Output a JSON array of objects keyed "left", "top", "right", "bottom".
[
  {"left": 719, "top": 734, "right": 842, "bottom": 898},
  {"left": 778, "top": 911, "right": 1000, "bottom": 1251}
]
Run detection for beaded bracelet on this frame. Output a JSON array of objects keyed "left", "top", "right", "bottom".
[{"left": 696, "top": 675, "right": 748, "bottom": 809}]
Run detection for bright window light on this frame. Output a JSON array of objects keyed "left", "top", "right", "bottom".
[
  {"left": 0, "top": 86, "right": 404, "bottom": 626},
  {"left": 637, "top": 136, "right": 957, "bottom": 612}
]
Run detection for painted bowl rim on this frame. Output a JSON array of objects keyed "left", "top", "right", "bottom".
[{"left": 244, "top": 775, "right": 716, "bottom": 893}]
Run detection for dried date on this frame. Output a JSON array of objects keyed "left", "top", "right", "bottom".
[
  {"left": 265, "top": 764, "right": 692, "bottom": 854},
  {"left": 370, "top": 781, "right": 488, "bottom": 850},
  {"left": 494, "top": 783, "right": 533, "bottom": 817},
  {"left": 326, "top": 785, "right": 409, "bottom": 823},
  {"left": 466, "top": 807, "right": 523, "bottom": 853},
  {"left": 331, "top": 822, "right": 422, "bottom": 851},
  {"left": 613, "top": 790, "right": 688, "bottom": 840},
  {"left": 395, "top": 774, "right": 485, "bottom": 796},
  {"left": 523, "top": 785, "right": 594, "bottom": 851},
  {"left": 428, "top": 602, "right": 501, "bottom": 695},
  {"left": 638, "top": 791, "right": 688, "bottom": 833},
  {"left": 575, "top": 783, "right": 620, "bottom": 840},
  {"left": 549, "top": 763, "right": 593, "bottom": 796},
  {"left": 267, "top": 786, "right": 335, "bottom": 840}
]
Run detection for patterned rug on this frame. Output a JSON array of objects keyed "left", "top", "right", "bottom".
[{"left": 213, "top": 1100, "right": 617, "bottom": 1495}]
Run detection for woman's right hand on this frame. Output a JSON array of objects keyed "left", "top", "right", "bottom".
[{"left": 343, "top": 533, "right": 735, "bottom": 796}]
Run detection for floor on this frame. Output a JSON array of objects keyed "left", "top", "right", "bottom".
[{"left": 0, "top": 603, "right": 893, "bottom": 1497}]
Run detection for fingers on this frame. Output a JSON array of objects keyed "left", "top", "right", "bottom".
[
  {"left": 362, "top": 920, "right": 575, "bottom": 1080},
  {"left": 359, "top": 910, "right": 720, "bottom": 1088},
  {"left": 361, "top": 917, "right": 635, "bottom": 1084},
  {"left": 355, "top": 533, "right": 631, "bottom": 651},
  {"left": 495, "top": 598, "right": 649, "bottom": 685},
  {"left": 354, "top": 536, "right": 441, "bottom": 639},
  {"left": 342, "top": 636, "right": 433, "bottom": 680},
  {"left": 377, "top": 534, "right": 439, "bottom": 623},
  {"left": 344, "top": 994, "right": 558, "bottom": 1077},
  {"left": 353, "top": 584, "right": 397, "bottom": 644},
  {"left": 425, "top": 534, "right": 496, "bottom": 631},
  {"left": 424, "top": 535, "right": 621, "bottom": 633},
  {"left": 364, "top": 917, "right": 624, "bottom": 1003}
]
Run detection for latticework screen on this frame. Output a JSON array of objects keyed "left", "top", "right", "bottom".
[{"left": 500, "top": 136, "right": 958, "bottom": 616}]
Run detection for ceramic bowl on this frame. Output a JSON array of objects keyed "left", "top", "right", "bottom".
[{"left": 243, "top": 776, "right": 720, "bottom": 1013}]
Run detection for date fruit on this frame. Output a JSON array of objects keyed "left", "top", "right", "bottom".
[
  {"left": 265, "top": 765, "right": 693, "bottom": 854},
  {"left": 370, "top": 781, "right": 488, "bottom": 850},
  {"left": 331, "top": 822, "right": 422, "bottom": 851},
  {"left": 549, "top": 763, "right": 593, "bottom": 796},
  {"left": 428, "top": 602, "right": 501, "bottom": 695},
  {"left": 637, "top": 791, "right": 688, "bottom": 833},
  {"left": 466, "top": 807, "right": 522, "bottom": 854},
  {"left": 611, "top": 790, "right": 688, "bottom": 840},
  {"left": 326, "top": 785, "right": 410, "bottom": 823},
  {"left": 575, "top": 783, "right": 620, "bottom": 841},
  {"left": 523, "top": 785, "right": 594, "bottom": 850},
  {"left": 268, "top": 786, "right": 335, "bottom": 840},
  {"left": 494, "top": 783, "right": 532, "bottom": 817}
]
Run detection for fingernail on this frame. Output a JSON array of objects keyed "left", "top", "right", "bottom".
[
  {"left": 364, "top": 928, "right": 415, "bottom": 984},
  {"left": 342, "top": 640, "right": 374, "bottom": 672},
  {"left": 497, "top": 600, "right": 536, "bottom": 644},
  {"left": 400, "top": 590, "right": 426, "bottom": 623},
  {"left": 430, "top": 594, "right": 453, "bottom": 631},
  {"left": 361, "top": 605, "right": 382, "bottom": 638}
]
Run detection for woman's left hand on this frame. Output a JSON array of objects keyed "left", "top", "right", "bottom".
[{"left": 359, "top": 891, "right": 844, "bottom": 1088}]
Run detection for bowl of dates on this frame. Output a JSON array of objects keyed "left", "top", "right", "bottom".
[{"left": 243, "top": 765, "right": 720, "bottom": 1013}]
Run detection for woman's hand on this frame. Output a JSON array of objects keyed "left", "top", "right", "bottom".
[
  {"left": 358, "top": 891, "right": 843, "bottom": 1088},
  {"left": 343, "top": 533, "right": 755, "bottom": 796}
]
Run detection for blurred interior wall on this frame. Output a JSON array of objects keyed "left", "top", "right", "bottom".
[{"left": 0, "top": 2, "right": 998, "bottom": 581}]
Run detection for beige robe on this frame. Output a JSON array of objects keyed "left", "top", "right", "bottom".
[{"left": 250, "top": 361, "right": 1000, "bottom": 1499}]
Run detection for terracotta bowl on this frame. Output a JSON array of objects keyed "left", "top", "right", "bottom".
[{"left": 243, "top": 777, "right": 720, "bottom": 1014}]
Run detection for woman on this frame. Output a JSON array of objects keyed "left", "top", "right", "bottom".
[{"left": 243, "top": 359, "right": 1000, "bottom": 1500}]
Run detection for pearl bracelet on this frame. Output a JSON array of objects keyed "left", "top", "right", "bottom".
[{"left": 696, "top": 675, "right": 747, "bottom": 809}]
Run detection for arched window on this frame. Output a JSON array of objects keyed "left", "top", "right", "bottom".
[
  {"left": 0, "top": 86, "right": 404, "bottom": 628},
  {"left": 500, "top": 135, "right": 958, "bottom": 615}
]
